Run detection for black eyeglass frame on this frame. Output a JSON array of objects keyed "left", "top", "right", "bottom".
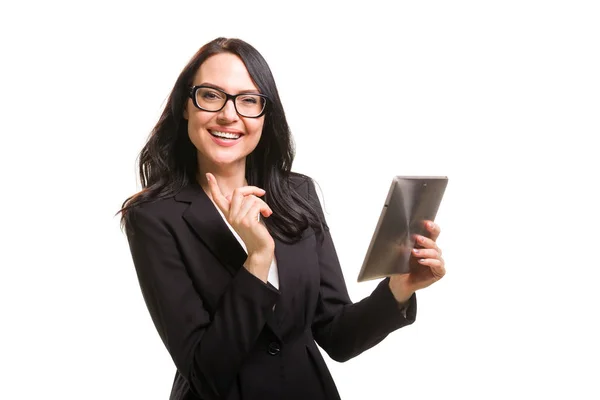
[{"left": 188, "top": 85, "right": 269, "bottom": 118}]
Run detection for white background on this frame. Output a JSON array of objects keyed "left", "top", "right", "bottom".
[{"left": 1, "top": 0, "right": 599, "bottom": 399}]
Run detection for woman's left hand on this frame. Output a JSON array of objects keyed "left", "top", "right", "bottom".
[{"left": 389, "top": 220, "right": 446, "bottom": 304}]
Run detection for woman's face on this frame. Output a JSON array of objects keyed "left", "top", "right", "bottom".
[{"left": 184, "top": 52, "right": 265, "bottom": 172}]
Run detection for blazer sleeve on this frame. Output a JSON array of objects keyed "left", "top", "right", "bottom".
[
  {"left": 126, "top": 206, "right": 280, "bottom": 399},
  {"left": 307, "top": 179, "right": 417, "bottom": 362}
]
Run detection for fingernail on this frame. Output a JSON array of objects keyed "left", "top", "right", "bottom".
[
  {"left": 419, "top": 259, "right": 427, "bottom": 264},
  {"left": 429, "top": 222, "right": 435, "bottom": 229},
  {"left": 413, "top": 248, "right": 419, "bottom": 254},
  {"left": 205, "top": 173, "right": 211, "bottom": 182}
]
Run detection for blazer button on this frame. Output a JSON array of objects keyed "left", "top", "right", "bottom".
[{"left": 267, "top": 342, "right": 281, "bottom": 356}]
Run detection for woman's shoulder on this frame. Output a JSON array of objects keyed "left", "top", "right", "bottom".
[
  {"left": 287, "top": 172, "right": 324, "bottom": 214},
  {"left": 122, "top": 190, "right": 189, "bottom": 235},
  {"left": 129, "top": 194, "right": 182, "bottom": 216},
  {"left": 288, "top": 172, "right": 316, "bottom": 196}
]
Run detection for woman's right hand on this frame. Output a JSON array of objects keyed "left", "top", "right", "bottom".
[{"left": 206, "top": 173, "right": 275, "bottom": 282}]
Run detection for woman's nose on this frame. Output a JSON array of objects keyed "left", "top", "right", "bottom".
[{"left": 217, "top": 99, "right": 239, "bottom": 122}]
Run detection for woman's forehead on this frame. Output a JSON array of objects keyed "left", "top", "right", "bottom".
[{"left": 193, "top": 53, "right": 259, "bottom": 92}]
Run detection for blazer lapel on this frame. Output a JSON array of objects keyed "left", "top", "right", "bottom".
[{"left": 175, "top": 183, "right": 247, "bottom": 276}]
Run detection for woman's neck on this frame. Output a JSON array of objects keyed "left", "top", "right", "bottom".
[{"left": 197, "top": 159, "right": 247, "bottom": 200}]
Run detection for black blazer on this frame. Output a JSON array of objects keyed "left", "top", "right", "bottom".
[{"left": 126, "top": 174, "right": 417, "bottom": 400}]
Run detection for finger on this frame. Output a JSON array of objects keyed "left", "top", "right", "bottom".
[
  {"left": 229, "top": 189, "right": 245, "bottom": 220},
  {"left": 241, "top": 201, "right": 270, "bottom": 228},
  {"left": 233, "top": 195, "right": 259, "bottom": 223},
  {"left": 415, "top": 234, "right": 441, "bottom": 254},
  {"left": 206, "top": 173, "right": 230, "bottom": 214},
  {"left": 423, "top": 220, "right": 441, "bottom": 242},
  {"left": 418, "top": 257, "right": 446, "bottom": 279},
  {"left": 232, "top": 194, "right": 273, "bottom": 222},
  {"left": 230, "top": 186, "right": 267, "bottom": 197},
  {"left": 230, "top": 186, "right": 267, "bottom": 219},
  {"left": 412, "top": 247, "right": 441, "bottom": 259},
  {"left": 250, "top": 196, "right": 273, "bottom": 218}
]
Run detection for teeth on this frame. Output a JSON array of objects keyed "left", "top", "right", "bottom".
[{"left": 211, "top": 130, "right": 241, "bottom": 139}]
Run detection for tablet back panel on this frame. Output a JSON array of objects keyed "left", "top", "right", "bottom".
[{"left": 357, "top": 176, "right": 448, "bottom": 282}]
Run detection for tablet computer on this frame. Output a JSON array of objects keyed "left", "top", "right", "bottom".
[{"left": 356, "top": 176, "right": 448, "bottom": 282}]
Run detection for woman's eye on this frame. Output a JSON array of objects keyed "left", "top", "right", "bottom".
[
  {"left": 201, "top": 90, "right": 223, "bottom": 100},
  {"left": 240, "top": 96, "right": 259, "bottom": 104}
]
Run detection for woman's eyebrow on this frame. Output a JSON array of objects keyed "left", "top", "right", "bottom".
[{"left": 197, "top": 82, "right": 261, "bottom": 94}]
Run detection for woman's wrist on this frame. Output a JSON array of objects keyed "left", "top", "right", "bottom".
[
  {"left": 244, "top": 251, "right": 273, "bottom": 282},
  {"left": 388, "top": 278, "right": 413, "bottom": 305}
]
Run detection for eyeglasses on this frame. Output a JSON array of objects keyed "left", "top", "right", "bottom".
[{"left": 188, "top": 85, "right": 269, "bottom": 118}]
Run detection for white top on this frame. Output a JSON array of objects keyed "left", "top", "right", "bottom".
[{"left": 212, "top": 204, "right": 279, "bottom": 290}]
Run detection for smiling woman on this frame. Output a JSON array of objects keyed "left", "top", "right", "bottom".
[
  {"left": 184, "top": 53, "right": 266, "bottom": 170},
  {"left": 118, "top": 37, "right": 446, "bottom": 400},
  {"left": 120, "top": 38, "right": 323, "bottom": 243}
]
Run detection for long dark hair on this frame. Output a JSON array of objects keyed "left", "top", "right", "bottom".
[{"left": 120, "top": 37, "right": 325, "bottom": 242}]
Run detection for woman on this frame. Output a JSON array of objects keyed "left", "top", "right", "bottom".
[{"left": 120, "top": 37, "right": 446, "bottom": 400}]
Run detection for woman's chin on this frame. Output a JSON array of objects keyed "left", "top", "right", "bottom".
[{"left": 206, "top": 154, "right": 247, "bottom": 169}]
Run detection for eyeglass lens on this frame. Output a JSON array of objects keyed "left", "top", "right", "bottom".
[{"left": 195, "top": 87, "right": 265, "bottom": 117}]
